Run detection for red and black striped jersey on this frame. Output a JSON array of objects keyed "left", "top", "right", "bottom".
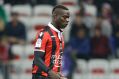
[{"left": 32, "top": 23, "right": 64, "bottom": 76}]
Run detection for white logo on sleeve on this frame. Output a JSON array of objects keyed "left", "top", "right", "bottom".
[
  {"left": 35, "top": 38, "right": 42, "bottom": 47},
  {"left": 39, "top": 32, "right": 43, "bottom": 37},
  {"left": 35, "top": 32, "right": 44, "bottom": 48}
]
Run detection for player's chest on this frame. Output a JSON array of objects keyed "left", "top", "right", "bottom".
[{"left": 47, "top": 34, "right": 64, "bottom": 50}]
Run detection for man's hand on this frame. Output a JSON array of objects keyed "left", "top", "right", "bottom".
[
  {"left": 57, "top": 72, "right": 67, "bottom": 79},
  {"left": 48, "top": 70, "right": 61, "bottom": 79},
  {"left": 60, "top": 77, "right": 67, "bottom": 79}
]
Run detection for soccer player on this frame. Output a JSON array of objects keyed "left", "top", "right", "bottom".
[{"left": 32, "top": 5, "right": 70, "bottom": 79}]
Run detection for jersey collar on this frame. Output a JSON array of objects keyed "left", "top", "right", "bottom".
[
  {"left": 48, "top": 22, "right": 61, "bottom": 33},
  {"left": 48, "top": 22, "right": 62, "bottom": 40}
]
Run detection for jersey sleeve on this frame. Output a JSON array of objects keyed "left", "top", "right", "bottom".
[{"left": 34, "top": 31, "right": 48, "bottom": 52}]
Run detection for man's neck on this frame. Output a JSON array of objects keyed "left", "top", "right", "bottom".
[{"left": 51, "top": 22, "right": 62, "bottom": 32}]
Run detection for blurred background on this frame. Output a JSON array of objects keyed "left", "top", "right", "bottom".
[{"left": 0, "top": 0, "right": 119, "bottom": 79}]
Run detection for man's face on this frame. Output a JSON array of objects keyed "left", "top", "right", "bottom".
[
  {"left": 77, "top": 30, "right": 85, "bottom": 38},
  {"left": 12, "top": 15, "right": 18, "bottom": 22},
  {"left": 95, "top": 29, "right": 101, "bottom": 37},
  {"left": 55, "top": 9, "right": 70, "bottom": 29}
]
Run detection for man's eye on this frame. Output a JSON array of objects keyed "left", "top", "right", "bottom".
[
  {"left": 61, "top": 17, "right": 65, "bottom": 20},
  {"left": 63, "top": 16, "right": 67, "bottom": 19}
]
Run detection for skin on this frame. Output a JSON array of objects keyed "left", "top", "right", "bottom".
[
  {"left": 11, "top": 14, "right": 19, "bottom": 27},
  {"left": 52, "top": 8, "right": 70, "bottom": 31}
]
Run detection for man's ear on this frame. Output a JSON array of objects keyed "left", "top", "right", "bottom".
[
  {"left": 52, "top": 13, "right": 56, "bottom": 17},
  {"left": 53, "top": 13, "right": 57, "bottom": 21}
]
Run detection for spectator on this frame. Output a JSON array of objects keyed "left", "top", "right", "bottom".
[
  {"left": 90, "top": 15, "right": 102, "bottom": 36},
  {"left": 101, "top": 3, "right": 113, "bottom": 37},
  {"left": 69, "top": 27, "right": 90, "bottom": 60},
  {"left": 94, "top": 0, "right": 111, "bottom": 12},
  {"left": 5, "top": 12, "right": 26, "bottom": 60},
  {"left": 83, "top": 0, "right": 97, "bottom": 16},
  {"left": 91, "top": 26, "right": 111, "bottom": 59},
  {"left": 110, "top": 30, "right": 119, "bottom": 58},
  {"left": 63, "top": 27, "right": 90, "bottom": 79},
  {"left": 5, "top": 12, "right": 26, "bottom": 45},
  {"left": 83, "top": 0, "right": 97, "bottom": 29},
  {"left": 70, "top": 12, "right": 89, "bottom": 38}
]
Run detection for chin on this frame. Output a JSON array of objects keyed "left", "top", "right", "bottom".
[{"left": 60, "top": 29, "right": 64, "bottom": 32}]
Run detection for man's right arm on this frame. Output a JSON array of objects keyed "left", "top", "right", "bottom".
[
  {"left": 34, "top": 51, "right": 50, "bottom": 73},
  {"left": 34, "top": 51, "right": 61, "bottom": 79}
]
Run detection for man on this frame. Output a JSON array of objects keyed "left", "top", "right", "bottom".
[
  {"left": 5, "top": 12, "right": 26, "bottom": 45},
  {"left": 91, "top": 26, "right": 111, "bottom": 58},
  {"left": 5, "top": 12, "right": 26, "bottom": 59},
  {"left": 32, "top": 5, "right": 70, "bottom": 79}
]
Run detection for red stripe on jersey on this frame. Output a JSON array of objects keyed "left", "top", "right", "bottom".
[{"left": 32, "top": 65, "right": 38, "bottom": 73}]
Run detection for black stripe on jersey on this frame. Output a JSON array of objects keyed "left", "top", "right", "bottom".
[
  {"left": 35, "top": 47, "right": 40, "bottom": 49},
  {"left": 46, "top": 27, "right": 57, "bottom": 69},
  {"left": 58, "top": 41, "right": 63, "bottom": 72}
]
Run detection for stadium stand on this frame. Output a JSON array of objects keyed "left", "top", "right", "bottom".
[
  {"left": 110, "top": 59, "right": 119, "bottom": 74},
  {"left": 88, "top": 59, "right": 109, "bottom": 75},
  {"left": 33, "top": 5, "right": 53, "bottom": 17},
  {"left": 57, "top": 0, "right": 78, "bottom": 6},
  {"left": 11, "top": 5, "right": 32, "bottom": 17},
  {"left": 1, "top": 0, "right": 119, "bottom": 79}
]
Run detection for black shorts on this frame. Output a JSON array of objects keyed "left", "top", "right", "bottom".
[{"left": 32, "top": 74, "right": 50, "bottom": 79}]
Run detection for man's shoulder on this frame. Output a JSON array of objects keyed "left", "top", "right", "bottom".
[
  {"left": 38, "top": 26, "right": 48, "bottom": 32},
  {"left": 37, "top": 26, "right": 50, "bottom": 36}
]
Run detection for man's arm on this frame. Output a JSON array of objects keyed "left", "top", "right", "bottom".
[
  {"left": 34, "top": 51, "right": 61, "bottom": 79},
  {"left": 34, "top": 51, "right": 50, "bottom": 73}
]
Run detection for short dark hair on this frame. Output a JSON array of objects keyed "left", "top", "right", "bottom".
[
  {"left": 52, "top": 5, "right": 69, "bottom": 14},
  {"left": 95, "top": 26, "right": 101, "bottom": 30},
  {"left": 11, "top": 12, "right": 19, "bottom": 16}
]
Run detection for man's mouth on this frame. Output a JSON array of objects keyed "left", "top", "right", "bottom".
[{"left": 64, "top": 23, "right": 68, "bottom": 25}]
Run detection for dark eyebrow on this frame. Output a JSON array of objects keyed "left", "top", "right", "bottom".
[{"left": 62, "top": 13, "right": 70, "bottom": 17}]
